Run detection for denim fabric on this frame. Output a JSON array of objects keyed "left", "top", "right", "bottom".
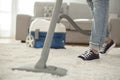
[{"left": 87, "top": 0, "right": 110, "bottom": 51}]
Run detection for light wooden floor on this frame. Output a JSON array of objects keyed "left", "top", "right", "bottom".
[{"left": 0, "top": 38, "right": 17, "bottom": 43}]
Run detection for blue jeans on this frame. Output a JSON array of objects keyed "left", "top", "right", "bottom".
[{"left": 87, "top": 0, "right": 110, "bottom": 51}]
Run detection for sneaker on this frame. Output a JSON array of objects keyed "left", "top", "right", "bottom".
[
  {"left": 100, "top": 40, "right": 115, "bottom": 54},
  {"left": 78, "top": 50, "right": 99, "bottom": 60}
]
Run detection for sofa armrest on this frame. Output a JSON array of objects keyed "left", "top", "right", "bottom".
[
  {"left": 110, "top": 18, "right": 120, "bottom": 45},
  {"left": 16, "top": 14, "right": 32, "bottom": 41}
]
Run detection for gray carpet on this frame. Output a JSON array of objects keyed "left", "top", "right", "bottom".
[{"left": 0, "top": 42, "right": 120, "bottom": 80}]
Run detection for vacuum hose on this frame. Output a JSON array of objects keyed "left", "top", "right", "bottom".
[{"left": 58, "top": 14, "right": 91, "bottom": 36}]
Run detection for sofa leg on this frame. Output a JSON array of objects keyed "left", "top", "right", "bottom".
[{"left": 21, "top": 40, "right": 26, "bottom": 43}]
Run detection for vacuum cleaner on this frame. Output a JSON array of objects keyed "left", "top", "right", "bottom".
[
  {"left": 26, "top": 19, "right": 66, "bottom": 49},
  {"left": 12, "top": 0, "right": 91, "bottom": 76}
]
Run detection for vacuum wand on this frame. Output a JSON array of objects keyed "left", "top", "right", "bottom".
[{"left": 35, "top": 0, "right": 63, "bottom": 69}]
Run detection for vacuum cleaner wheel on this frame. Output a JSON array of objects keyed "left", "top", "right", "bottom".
[{"left": 26, "top": 35, "right": 35, "bottom": 47}]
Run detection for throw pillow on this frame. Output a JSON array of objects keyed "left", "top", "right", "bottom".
[{"left": 43, "top": 6, "right": 53, "bottom": 17}]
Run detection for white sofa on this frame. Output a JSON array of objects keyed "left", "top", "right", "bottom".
[{"left": 16, "top": 2, "right": 120, "bottom": 45}]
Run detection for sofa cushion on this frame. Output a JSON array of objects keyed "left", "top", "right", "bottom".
[
  {"left": 66, "top": 30, "right": 90, "bottom": 44},
  {"left": 34, "top": 2, "right": 68, "bottom": 18},
  {"left": 68, "top": 19, "right": 92, "bottom": 31},
  {"left": 69, "top": 3, "right": 92, "bottom": 19}
]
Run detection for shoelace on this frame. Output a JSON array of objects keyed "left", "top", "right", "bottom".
[
  {"left": 81, "top": 50, "right": 93, "bottom": 59},
  {"left": 100, "top": 43, "right": 107, "bottom": 52}
]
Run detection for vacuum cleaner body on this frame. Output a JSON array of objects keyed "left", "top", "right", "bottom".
[{"left": 26, "top": 18, "right": 66, "bottom": 48}]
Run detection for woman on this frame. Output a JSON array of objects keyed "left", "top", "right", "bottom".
[{"left": 78, "top": 0, "right": 115, "bottom": 60}]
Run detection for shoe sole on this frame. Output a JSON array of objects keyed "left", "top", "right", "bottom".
[{"left": 105, "top": 43, "right": 116, "bottom": 54}]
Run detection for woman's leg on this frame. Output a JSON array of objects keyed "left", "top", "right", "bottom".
[
  {"left": 89, "top": 0, "right": 110, "bottom": 51},
  {"left": 78, "top": 0, "right": 110, "bottom": 60}
]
